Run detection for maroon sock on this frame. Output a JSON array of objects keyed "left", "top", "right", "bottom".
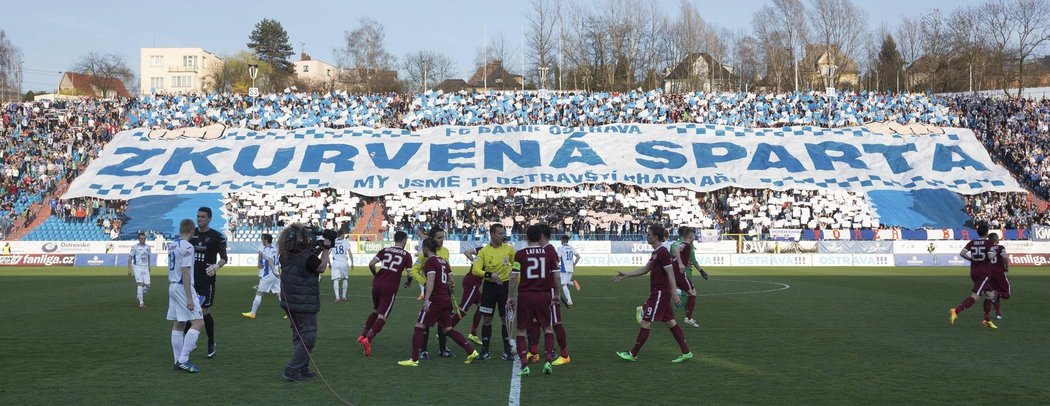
[
  {"left": 686, "top": 295, "right": 697, "bottom": 319},
  {"left": 670, "top": 324, "right": 690, "bottom": 353},
  {"left": 411, "top": 327, "right": 424, "bottom": 361},
  {"left": 445, "top": 328, "right": 474, "bottom": 353},
  {"left": 516, "top": 336, "right": 528, "bottom": 365},
  {"left": 470, "top": 310, "right": 482, "bottom": 335},
  {"left": 982, "top": 299, "right": 992, "bottom": 321},
  {"left": 368, "top": 318, "right": 387, "bottom": 339},
  {"left": 544, "top": 332, "right": 555, "bottom": 362},
  {"left": 528, "top": 325, "right": 540, "bottom": 354},
  {"left": 993, "top": 298, "right": 1001, "bottom": 315},
  {"left": 956, "top": 297, "right": 976, "bottom": 313},
  {"left": 361, "top": 312, "right": 378, "bottom": 337},
  {"left": 630, "top": 328, "right": 650, "bottom": 356},
  {"left": 554, "top": 323, "right": 568, "bottom": 353}
]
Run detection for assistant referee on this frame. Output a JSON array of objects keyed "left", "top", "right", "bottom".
[{"left": 470, "top": 223, "right": 516, "bottom": 360}]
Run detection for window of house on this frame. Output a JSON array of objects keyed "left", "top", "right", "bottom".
[
  {"left": 150, "top": 77, "right": 164, "bottom": 90},
  {"left": 303, "top": 65, "right": 309, "bottom": 73},
  {"left": 183, "top": 55, "right": 197, "bottom": 68},
  {"left": 150, "top": 56, "right": 163, "bottom": 67},
  {"left": 172, "top": 76, "right": 192, "bottom": 88}
]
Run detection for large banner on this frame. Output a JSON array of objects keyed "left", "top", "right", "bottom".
[{"left": 63, "top": 124, "right": 1021, "bottom": 199}]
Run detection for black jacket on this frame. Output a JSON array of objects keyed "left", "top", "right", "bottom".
[{"left": 280, "top": 253, "right": 322, "bottom": 314}]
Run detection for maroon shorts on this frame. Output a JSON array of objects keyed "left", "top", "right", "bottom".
[
  {"left": 642, "top": 289, "right": 674, "bottom": 322},
  {"left": 371, "top": 287, "right": 397, "bottom": 318},
  {"left": 459, "top": 276, "right": 482, "bottom": 312},
  {"left": 417, "top": 297, "right": 453, "bottom": 328},
  {"left": 989, "top": 272, "right": 1011, "bottom": 298},
  {"left": 674, "top": 271, "right": 694, "bottom": 292},
  {"left": 970, "top": 273, "right": 992, "bottom": 294},
  {"left": 517, "top": 291, "right": 553, "bottom": 328}
]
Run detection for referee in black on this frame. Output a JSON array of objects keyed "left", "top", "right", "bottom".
[{"left": 189, "top": 207, "right": 228, "bottom": 358}]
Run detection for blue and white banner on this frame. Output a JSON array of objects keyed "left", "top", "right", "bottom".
[{"left": 63, "top": 124, "right": 1021, "bottom": 199}]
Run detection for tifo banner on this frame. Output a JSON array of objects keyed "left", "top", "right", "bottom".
[{"left": 63, "top": 124, "right": 1021, "bottom": 199}]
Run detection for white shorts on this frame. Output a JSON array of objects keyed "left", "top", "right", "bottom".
[
  {"left": 167, "top": 283, "right": 204, "bottom": 322},
  {"left": 258, "top": 273, "right": 281, "bottom": 294},
  {"left": 559, "top": 271, "right": 574, "bottom": 285},
  {"left": 331, "top": 264, "right": 349, "bottom": 279},
  {"left": 133, "top": 266, "right": 151, "bottom": 285}
]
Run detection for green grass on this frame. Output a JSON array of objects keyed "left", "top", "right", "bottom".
[{"left": 2, "top": 266, "right": 1048, "bottom": 405}]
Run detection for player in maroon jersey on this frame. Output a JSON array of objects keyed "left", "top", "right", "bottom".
[
  {"left": 357, "top": 231, "right": 414, "bottom": 356},
  {"left": 612, "top": 225, "right": 693, "bottom": 363},
  {"left": 949, "top": 224, "right": 999, "bottom": 329},
  {"left": 398, "top": 239, "right": 480, "bottom": 367},
  {"left": 508, "top": 224, "right": 561, "bottom": 376},
  {"left": 987, "top": 233, "right": 1010, "bottom": 320},
  {"left": 451, "top": 241, "right": 485, "bottom": 346}
]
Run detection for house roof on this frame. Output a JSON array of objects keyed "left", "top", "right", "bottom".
[
  {"left": 434, "top": 79, "right": 469, "bottom": 92},
  {"left": 466, "top": 60, "right": 522, "bottom": 89},
  {"left": 801, "top": 45, "right": 860, "bottom": 73},
  {"left": 664, "top": 53, "right": 734, "bottom": 80},
  {"left": 63, "top": 72, "right": 131, "bottom": 98}
]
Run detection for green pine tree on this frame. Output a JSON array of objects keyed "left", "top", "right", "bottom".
[{"left": 247, "top": 18, "right": 294, "bottom": 90}]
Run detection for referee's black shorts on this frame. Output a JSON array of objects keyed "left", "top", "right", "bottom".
[{"left": 479, "top": 281, "right": 508, "bottom": 315}]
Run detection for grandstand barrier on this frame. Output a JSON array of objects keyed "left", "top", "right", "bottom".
[{"left": 4, "top": 240, "right": 1049, "bottom": 268}]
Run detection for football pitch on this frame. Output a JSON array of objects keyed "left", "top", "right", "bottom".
[{"left": 2, "top": 266, "right": 1048, "bottom": 405}]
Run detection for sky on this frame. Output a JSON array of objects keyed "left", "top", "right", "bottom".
[{"left": 3, "top": 0, "right": 985, "bottom": 92}]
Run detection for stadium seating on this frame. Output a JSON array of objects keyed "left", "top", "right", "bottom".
[
  {"left": 224, "top": 189, "right": 363, "bottom": 242},
  {"left": 5, "top": 91, "right": 1050, "bottom": 241},
  {"left": 22, "top": 216, "right": 109, "bottom": 241}
]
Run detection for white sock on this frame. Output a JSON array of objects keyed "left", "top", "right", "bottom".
[
  {"left": 137, "top": 286, "right": 144, "bottom": 304},
  {"left": 333, "top": 280, "right": 340, "bottom": 299},
  {"left": 341, "top": 279, "right": 348, "bottom": 299},
  {"left": 143, "top": 284, "right": 150, "bottom": 295},
  {"left": 562, "top": 284, "right": 573, "bottom": 304},
  {"left": 250, "top": 295, "right": 262, "bottom": 315},
  {"left": 171, "top": 330, "right": 184, "bottom": 364},
  {"left": 180, "top": 328, "right": 201, "bottom": 363}
]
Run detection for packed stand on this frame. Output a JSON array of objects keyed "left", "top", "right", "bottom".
[
  {"left": 720, "top": 188, "right": 880, "bottom": 236},
  {"left": 129, "top": 92, "right": 411, "bottom": 130},
  {"left": 223, "top": 188, "right": 363, "bottom": 242},
  {"left": 963, "top": 192, "right": 1049, "bottom": 230},
  {"left": 382, "top": 184, "right": 720, "bottom": 241},
  {"left": 953, "top": 97, "right": 1050, "bottom": 200}
]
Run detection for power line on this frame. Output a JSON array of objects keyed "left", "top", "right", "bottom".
[{"left": 21, "top": 67, "right": 64, "bottom": 74}]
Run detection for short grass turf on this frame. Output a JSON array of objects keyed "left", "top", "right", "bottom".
[{"left": 1, "top": 266, "right": 1048, "bottom": 405}]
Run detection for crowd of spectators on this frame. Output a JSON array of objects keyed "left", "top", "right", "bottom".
[
  {"left": 963, "top": 192, "right": 1050, "bottom": 230},
  {"left": 223, "top": 188, "right": 362, "bottom": 242},
  {"left": 1, "top": 90, "right": 1048, "bottom": 241},
  {"left": 954, "top": 97, "right": 1050, "bottom": 199},
  {"left": 384, "top": 184, "right": 721, "bottom": 241}
]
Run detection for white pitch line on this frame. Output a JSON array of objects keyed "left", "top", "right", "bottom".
[{"left": 508, "top": 348, "right": 522, "bottom": 406}]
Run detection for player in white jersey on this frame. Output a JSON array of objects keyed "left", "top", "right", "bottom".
[
  {"left": 128, "top": 232, "right": 153, "bottom": 309},
  {"left": 243, "top": 234, "right": 281, "bottom": 319},
  {"left": 330, "top": 235, "right": 354, "bottom": 302},
  {"left": 556, "top": 235, "right": 582, "bottom": 306},
  {"left": 167, "top": 219, "right": 204, "bottom": 373}
]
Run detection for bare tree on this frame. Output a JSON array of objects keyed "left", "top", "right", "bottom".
[
  {"left": 0, "top": 30, "right": 23, "bottom": 102},
  {"left": 895, "top": 16, "right": 922, "bottom": 91},
  {"left": 807, "top": 0, "right": 868, "bottom": 88},
  {"left": 919, "top": 9, "right": 952, "bottom": 91},
  {"left": 335, "top": 17, "right": 396, "bottom": 92},
  {"left": 978, "top": 0, "right": 1015, "bottom": 94},
  {"left": 475, "top": 33, "right": 519, "bottom": 75},
  {"left": 401, "top": 51, "right": 457, "bottom": 92},
  {"left": 947, "top": 6, "right": 984, "bottom": 92},
  {"left": 1010, "top": 0, "right": 1050, "bottom": 97},
  {"left": 525, "top": 0, "right": 561, "bottom": 88},
  {"left": 71, "top": 52, "right": 134, "bottom": 98}
]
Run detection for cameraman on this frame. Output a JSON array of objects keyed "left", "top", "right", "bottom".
[{"left": 278, "top": 223, "right": 334, "bottom": 382}]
